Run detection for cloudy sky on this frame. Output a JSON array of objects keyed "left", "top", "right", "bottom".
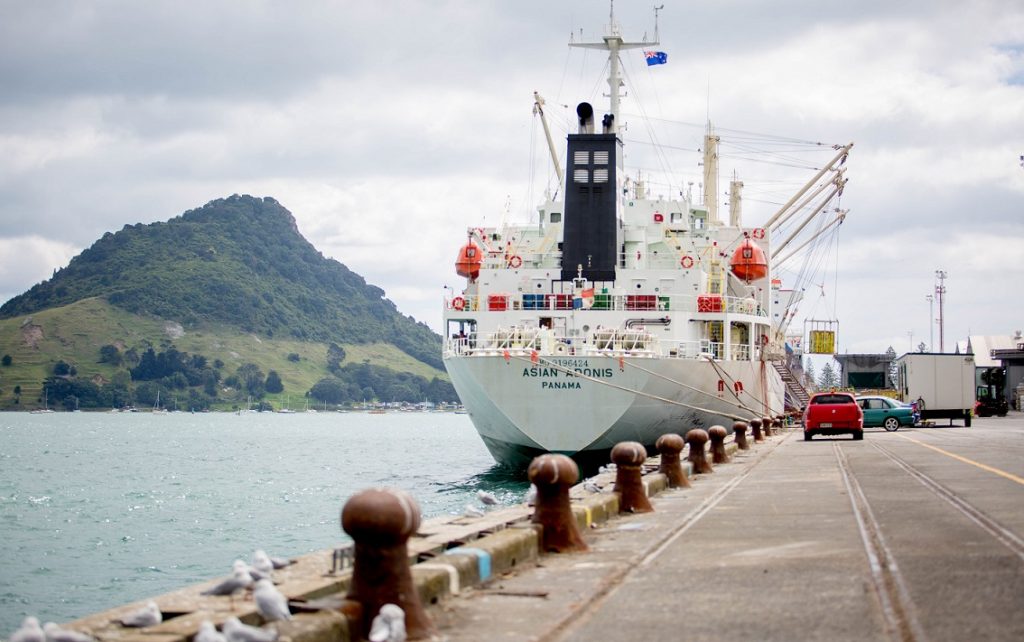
[{"left": 1, "top": 0, "right": 1022, "bottom": 356}]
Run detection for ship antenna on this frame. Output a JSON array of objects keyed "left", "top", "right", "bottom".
[
  {"left": 570, "top": 3, "right": 659, "bottom": 135},
  {"left": 654, "top": 4, "right": 664, "bottom": 42}
]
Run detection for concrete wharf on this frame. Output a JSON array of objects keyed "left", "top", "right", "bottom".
[{"left": 30, "top": 414, "right": 1024, "bottom": 642}]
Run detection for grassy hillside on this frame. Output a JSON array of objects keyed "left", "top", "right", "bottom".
[
  {"left": 0, "top": 298, "right": 446, "bottom": 410},
  {"left": 0, "top": 195, "right": 442, "bottom": 371}
]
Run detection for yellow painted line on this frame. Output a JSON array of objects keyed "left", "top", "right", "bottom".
[
  {"left": 584, "top": 506, "right": 593, "bottom": 528},
  {"left": 897, "top": 434, "right": 1024, "bottom": 485}
]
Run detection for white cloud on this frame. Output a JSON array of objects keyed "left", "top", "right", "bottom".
[{"left": 0, "top": 0, "right": 1022, "bottom": 354}]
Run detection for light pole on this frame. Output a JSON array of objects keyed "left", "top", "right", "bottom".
[
  {"left": 935, "top": 270, "right": 947, "bottom": 352},
  {"left": 925, "top": 294, "right": 934, "bottom": 352}
]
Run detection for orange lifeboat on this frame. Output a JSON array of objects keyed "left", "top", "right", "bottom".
[
  {"left": 455, "top": 241, "right": 482, "bottom": 279},
  {"left": 729, "top": 237, "right": 768, "bottom": 282}
]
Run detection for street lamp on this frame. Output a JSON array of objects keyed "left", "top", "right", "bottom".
[
  {"left": 935, "top": 270, "right": 947, "bottom": 352},
  {"left": 925, "top": 294, "right": 934, "bottom": 352}
]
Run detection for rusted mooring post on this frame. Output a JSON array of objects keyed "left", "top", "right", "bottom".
[
  {"left": 762, "top": 416, "right": 774, "bottom": 437},
  {"left": 341, "top": 488, "right": 435, "bottom": 640},
  {"left": 685, "top": 429, "right": 713, "bottom": 474},
  {"left": 733, "top": 420, "right": 750, "bottom": 450},
  {"left": 528, "top": 454, "right": 589, "bottom": 553},
  {"left": 612, "top": 442, "right": 654, "bottom": 513},
  {"left": 656, "top": 433, "right": 690, "bottom": 488},
  {"left": 750, "top": 418, "right": 765, "bottom": 442},
  {"left": 708, "top": 425, "right": 731, "bottom": 464}
]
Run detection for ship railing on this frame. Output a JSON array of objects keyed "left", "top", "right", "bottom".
[
  {"left": 444, "top": 334, "right": 756, "bottom": 362},
  {"left": 445, "top": 292, "right": 766, "bottom": 316}
]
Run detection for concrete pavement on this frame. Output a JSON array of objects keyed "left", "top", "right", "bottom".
[{"left": 432, "top": 414, "right": 1024, "bottom": 641}]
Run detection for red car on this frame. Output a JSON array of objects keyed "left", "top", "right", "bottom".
[{"left": 803, "top": 392, "right": 863, "bottom": 441}]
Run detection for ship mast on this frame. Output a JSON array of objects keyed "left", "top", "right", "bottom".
[{"left": 569, "top": 3, "right": 658, "bottom": 135}]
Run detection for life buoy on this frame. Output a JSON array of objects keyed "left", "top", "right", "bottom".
[
  {"left": 680, "top": 255, "right": 694, "bottom": 269},
  {"left": 751, "top": 228, "right": 765, "bottom": 239},
  {"left": 507, "top": 255, "right": 522, "bottom": 269},
  {"left": 452, "top": 296, "right": 465, "bottom": 311}
]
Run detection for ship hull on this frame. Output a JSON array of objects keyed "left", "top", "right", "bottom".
[{"left": 444, "top": 354, "right": 785, "bottom": 470}]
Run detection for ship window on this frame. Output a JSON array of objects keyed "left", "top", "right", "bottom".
[
  {"left": 574, "top": 151, "right": 589, "bottom": 165},
  {"left": 671, "top": 212, "right": 684, "bottom": 222},
  {"left": 550, "top": 212, "right": 561, "bottom": 223},
  {"left": 594, "top": 151, "right": 609, "bottom": 165},
  {"left": 593, "top": 169, "right": 609, "bottom": 183},
  {"left": 574, "top": 169, "right": 589, "bottom": 183}
]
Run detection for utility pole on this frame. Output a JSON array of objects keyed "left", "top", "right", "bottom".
[
  {"left": 935, "top": 270, "right": 947, "bottom": 352},
  {"left": 925, "top": 294, "right": 934, "bottom": 352}
]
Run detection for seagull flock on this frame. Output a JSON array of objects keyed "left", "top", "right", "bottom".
[{"left": 4, "top": 550, "right": 328, "bottom": 642}]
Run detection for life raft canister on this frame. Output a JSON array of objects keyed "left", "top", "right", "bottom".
[
  {"left": 729, "top": 237, "right": 768, "bottom": 282},
  {"left": 455, "top": 241, "right": 482, "bottom": 279}
]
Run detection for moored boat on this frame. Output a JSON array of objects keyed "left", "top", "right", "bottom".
[{"left": 442, "top": 9, "right": 851, "bottom": 470}]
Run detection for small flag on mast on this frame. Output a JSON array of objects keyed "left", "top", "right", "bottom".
[{"left": 644, "top": 51, "right": 668, "bottom": 66}]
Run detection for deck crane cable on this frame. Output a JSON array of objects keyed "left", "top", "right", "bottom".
[
  {"left": 784, "top": 207, "right": 839, "bottom": 322},
  {"left": 507, "top": 352, "right": 754, "bottom": 421}
]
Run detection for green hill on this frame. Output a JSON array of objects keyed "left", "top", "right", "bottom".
[{"left": 0, "top": 195, "right": 453, "bottom": 410}]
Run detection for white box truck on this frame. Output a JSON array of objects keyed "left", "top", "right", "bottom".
[{"left": 895, "top": 353, "right": 975, "bottom": 426}]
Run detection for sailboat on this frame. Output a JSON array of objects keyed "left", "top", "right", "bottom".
[
  {"left": 152, "top": 390, "right": 169, "bottom": 414},
  {"left": 31, "top": 386, "right": 55, "bottom": 413}
]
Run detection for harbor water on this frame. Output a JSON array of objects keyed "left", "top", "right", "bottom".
[{"left": 0, "top": 411, "right": 525, "bottom": 634}]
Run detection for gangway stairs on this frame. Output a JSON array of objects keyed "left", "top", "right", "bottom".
[{"left": 773, "top": 361, "right": 811, "bottom": 411}]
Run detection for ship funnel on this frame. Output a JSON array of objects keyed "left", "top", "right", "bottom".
[
  {"left": 576, "top": 102, "right": 594, "bottom": 134},
  {"left": 602, "top": 113, "right": 614, "bottom": 134}
]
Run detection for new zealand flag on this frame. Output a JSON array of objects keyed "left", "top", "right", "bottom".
[{"left": 645, "top": 50, "right": 668, "bottom": 66}]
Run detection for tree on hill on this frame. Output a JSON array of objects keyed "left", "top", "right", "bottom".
[
  {"left": 237, "top": 363, "right": 265, "bottom": 397},
  {"left": 1, "top": 355, "right": 11, "bottom": 367},
  {"left": 265, "top": 370, "right": 284, "bottom": 394}
]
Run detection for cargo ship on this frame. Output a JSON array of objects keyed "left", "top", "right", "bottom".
[{"left": 442, "top": 11, "right": 851, "bottom": 469}]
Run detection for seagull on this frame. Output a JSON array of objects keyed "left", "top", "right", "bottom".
[
  {"left": 202, "top": 562, "right": 254, "bottom": 602},
  {"left": 194, "top": 621, "right": 227, "bottom": 642},
  {"left": 41, "top": 623, "right": 94, "bottom": 642},
  {"left": 253, "top": 579, "right": 292, "bottom": 622},
  {"left": 476, "top": 490, "right": 499, "bottom": 506},
  {"left": 463, "top": 504, "right": 485, "bottom": 518},
  {"left": 598, "top": 464, "right": 617, "bottom": 474},
  {"left": 368, "top": 604, "right": 407, "bottom": 642},
  {"left": 583, "top": 479, "right": 602, "bottom": 494},
  {"left": 222, "top": 617, "right": 278, "bottom": 642},
  {"left": 10, "top": 617, "right": 44, "bottom": 642},
  {"left": 119, "top": 601, "right": 162, "bottom": 628},
  {"left": 251, "top": 551, "right": 275, "bottom": 578},
  {"left": 265, "top": 553, "right": 294, "bottom": 570}
]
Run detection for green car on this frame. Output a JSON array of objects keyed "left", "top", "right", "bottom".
[{"left": 855, "top": 395, "right": 917, "bottom": 431}]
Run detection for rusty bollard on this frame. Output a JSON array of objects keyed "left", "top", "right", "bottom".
[
  {"left": 656, "top": 433, "right": 690, "bottom": 488},
  {"left": 341, "top": 488, "right": 435, "bottom": 640},
  {"left": 708, "top": 425, "right": 731, "bottom": 464},
  {"left": 750, "top": 418, "right": 765, "bottom": 442},
  {"left": 685, "top": 429, "right": 713, "bottom": 474},
  {"left": 733, "top": 421, "right": 750, "bottom": 450},
  {"left": 776, "top": 415, "right": 787, "bottom": 430},
  {"left": 762, "top": 416, "right": 774, "bottom": 437},
  {"left": 528, "top": 454, "right": 588, "bottom": 553},
  {"left": 612, "top": 442, "right": 654, "bottom": 513}
]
